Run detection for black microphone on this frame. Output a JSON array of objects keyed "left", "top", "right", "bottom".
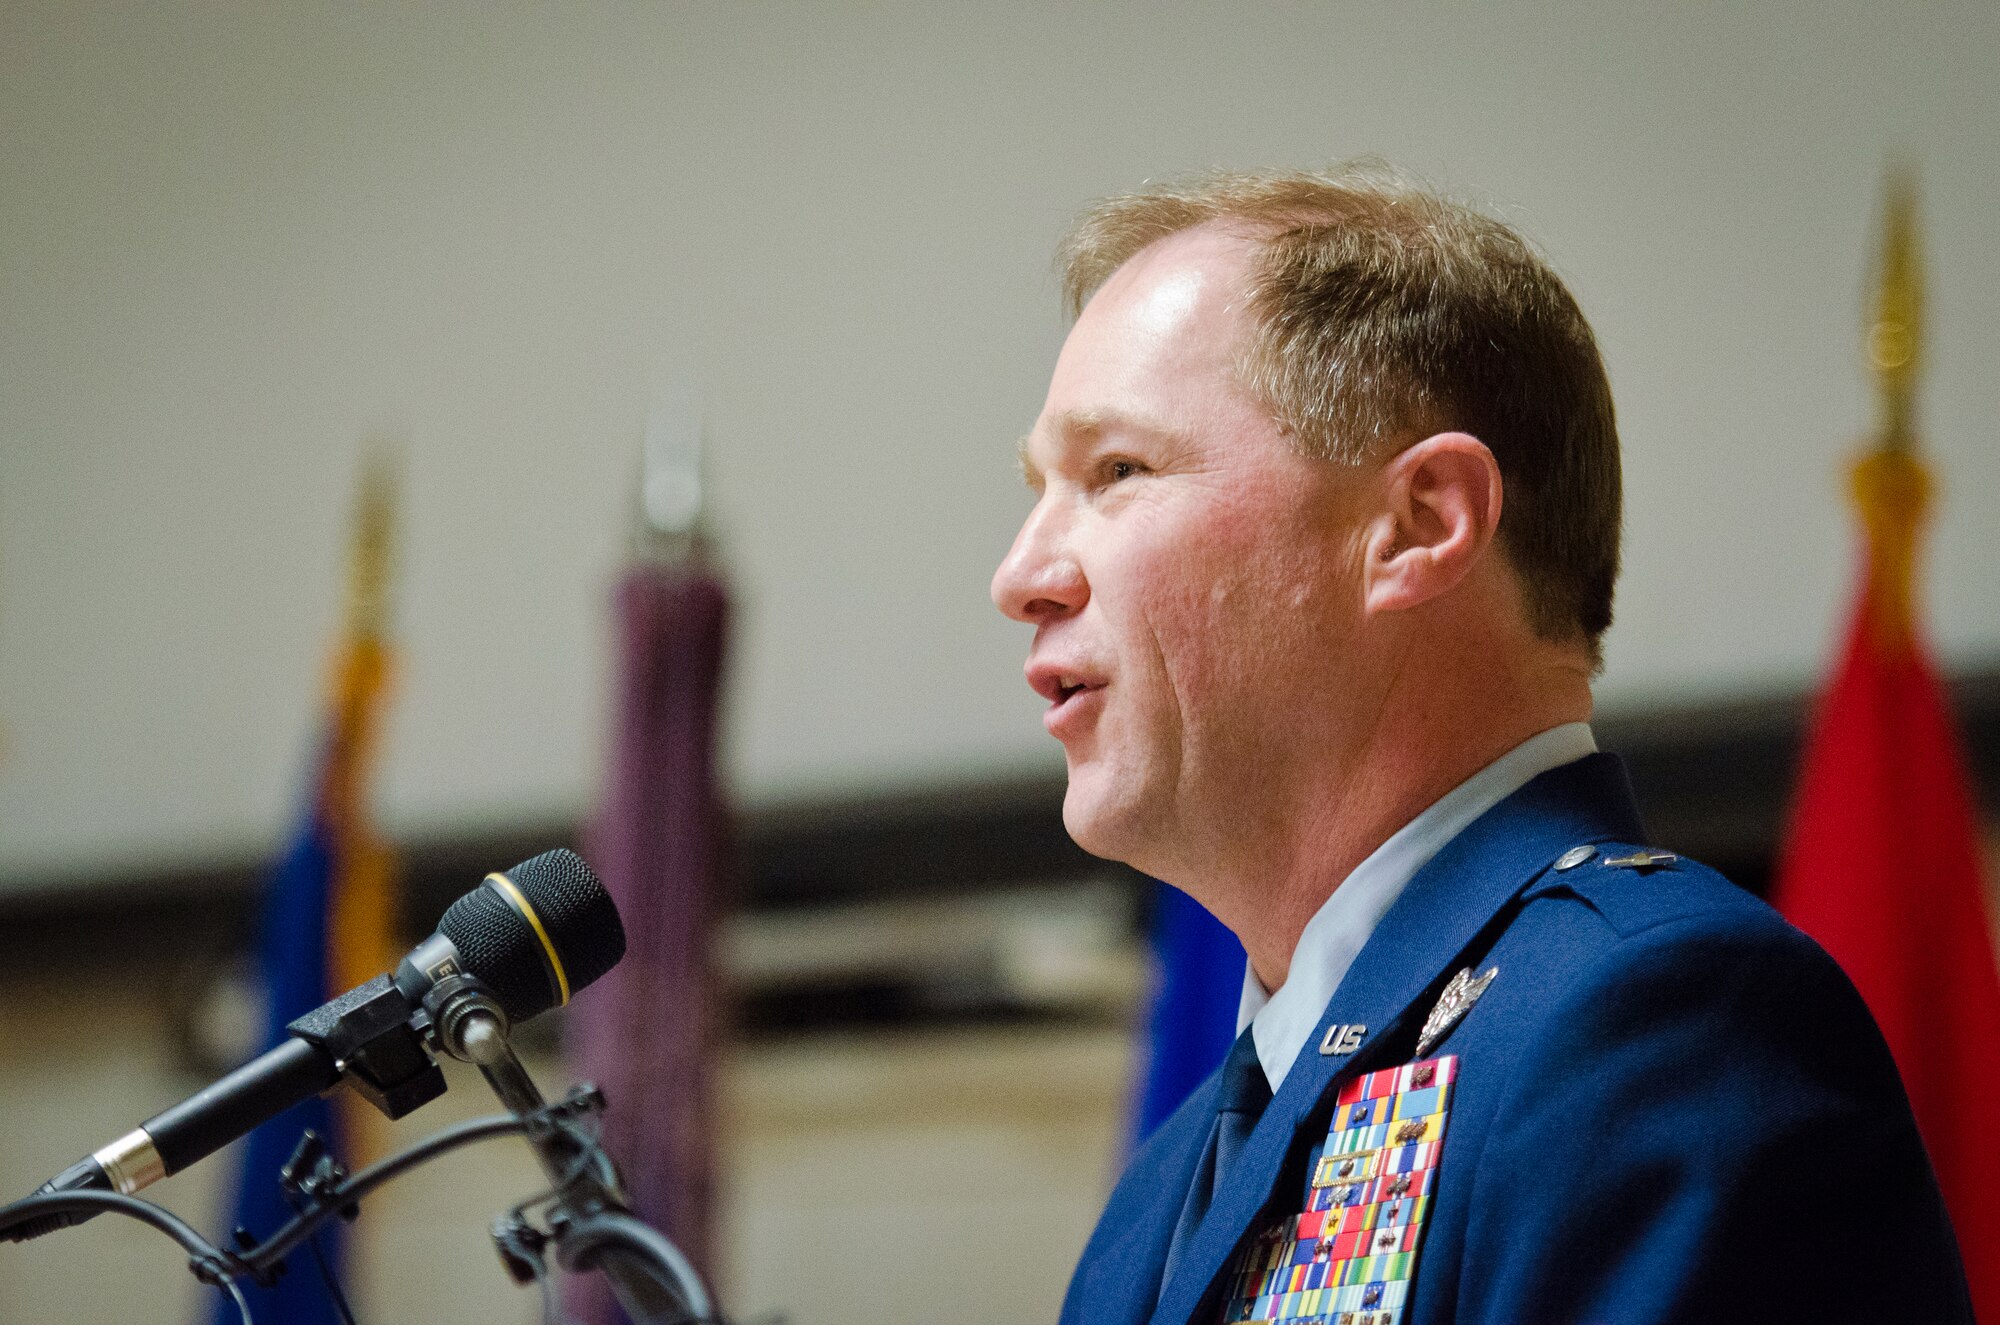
[{"left": 6, "top": 848, "right": 625, "bottom": 1242}]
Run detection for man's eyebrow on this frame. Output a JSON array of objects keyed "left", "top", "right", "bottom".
[
  {"left": 1052, "top": 408, "right": 1109, "bottom": 441},
  {"left": 1016, "top": 416, "right": 1096, "bottom": 488},
  {"left": 1018, "top": 408, "right": 1187, "bottom": 485},
  {"left": 1017, "top": 409, "right": 1111, "bottom": 482},
  {"left": 1015, "top": 432, "right": 1040, "bottom": 485}
]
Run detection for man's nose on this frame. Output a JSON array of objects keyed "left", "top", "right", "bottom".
[{"left": 991, "top": 499, "right": 1087, "bottom": 624}]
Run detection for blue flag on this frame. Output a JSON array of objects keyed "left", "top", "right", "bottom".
[
  {"left": 209, "top": 470, "right": 397, "bottom": 1325},
  {"left": 212, "top": 808, "right": 349, "bottom": 1325},
  {"left": 1131, "top": 881, "right": 1245, "bottom": 1143}
]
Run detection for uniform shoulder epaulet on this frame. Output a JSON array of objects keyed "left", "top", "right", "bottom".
[{"left": 1529, "top": 841, "right": 1770, "bottom": 938}]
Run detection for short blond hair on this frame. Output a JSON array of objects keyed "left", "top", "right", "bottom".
[{"left": 1058, "top": 162, "right": 1621, "bottom": 660}]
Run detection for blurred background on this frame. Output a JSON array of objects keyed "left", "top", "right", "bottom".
[{"left": 3, "top": 2, "right": 1998, "bottom": 1323}]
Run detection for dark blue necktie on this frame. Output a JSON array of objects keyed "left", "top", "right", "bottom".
[{"left": 1161, "top": 1026, "right": 1272, "bottom": 1290}]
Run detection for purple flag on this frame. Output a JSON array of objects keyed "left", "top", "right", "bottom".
[{"left": 566, "top": 559, "right": 729, "bottom": 1322}]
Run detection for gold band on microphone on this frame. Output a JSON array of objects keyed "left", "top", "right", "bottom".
[{"left": 485, "top": 872, "right": 571, "bottom": 1006}]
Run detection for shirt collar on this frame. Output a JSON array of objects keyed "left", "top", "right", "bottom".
[{"left": 1235, "top": 721, "right": 1598, "bottom": 1092}]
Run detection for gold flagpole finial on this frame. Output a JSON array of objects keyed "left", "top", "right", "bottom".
[
  {"left": 329, "top": 442, "right": 404, "bottom": 1156},
  {"left": 1867, "top": 166, "right": 1923, "bottom": 454},
  {"left": 1851, "top": 166, "right": 1930, "bottom": 648},
  {"left": 344, "top": 442, "right": 399, "bottom": 642}
]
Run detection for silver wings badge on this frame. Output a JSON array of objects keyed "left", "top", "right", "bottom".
[{"left": 1415, "top": 965, "right": 1499, "bottom": 1058}]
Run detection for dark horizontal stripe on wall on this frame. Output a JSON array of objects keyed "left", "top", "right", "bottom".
[{"left": 5, "top": 667, "right": 1998, "bottom": 975}]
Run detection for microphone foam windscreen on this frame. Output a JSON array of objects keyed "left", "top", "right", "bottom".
[{"left": 438, "top": 849, "right": 628, "bottom": 1022}]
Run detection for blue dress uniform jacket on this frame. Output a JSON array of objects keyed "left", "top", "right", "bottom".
[{"left": 1062, "top": 753, "right": 1973, "bottom": 1325}]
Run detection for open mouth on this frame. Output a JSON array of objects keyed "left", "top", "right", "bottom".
[
  {"left": 1028, "top": 663, "right": 1106, "bottom": 721},
  {"left": 1038, "top": 670, "right": 1106, "bottom": 737},
  {"left": 1046, "top": 674, "right": 1106, "bottom": 717}
]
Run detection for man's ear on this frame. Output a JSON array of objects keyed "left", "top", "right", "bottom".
[{"left": 1362, "top": 432, "right": 1503, "bottom": 616}]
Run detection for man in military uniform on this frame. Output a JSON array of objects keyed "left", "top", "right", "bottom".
[{"left": 990, "top": 165, "right": 1972, "bottom": 1324}]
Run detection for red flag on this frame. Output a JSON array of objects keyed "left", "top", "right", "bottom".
[{"left": 1771, "top": 446, "right": 2000, "bottom": 1319}]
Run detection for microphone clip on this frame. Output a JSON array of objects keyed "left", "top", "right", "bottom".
[
  {"left": 286, "top": 975, "right": 447, "bottom": 1121},
  {"left": 279, "top": 1130, "right": 358, "bottom": 1224}
]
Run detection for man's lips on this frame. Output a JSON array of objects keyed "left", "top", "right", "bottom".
[
  {"left": 1027, "top": 661, "right": 1107, "bottom": 705},
  {"left": 1027, "top": 661, "right": 1107, "bottom": 737},
  {"left": 1043, "top": 682, "right": 1106, "bottom": 737}
]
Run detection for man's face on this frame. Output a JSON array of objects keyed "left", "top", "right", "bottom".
[{"left": 992, "top": 226, "right": 1373, "bottom": 872}]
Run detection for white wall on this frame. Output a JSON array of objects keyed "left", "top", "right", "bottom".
[{"left": 3, "top": 1, "right": 1997, "bottom": 888}]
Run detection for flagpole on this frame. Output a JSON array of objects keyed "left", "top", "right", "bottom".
[
  {"left": 1866, "top": 168, "right": 1921, "bottom": 456},
  {"left": 566, "top": 384, "right": 731, "bottom": 1324},
  {"left": 211, "top": 448, "right": 402, "bottom": 1325},
  {"left": 1770, "top": 166, "right": 2000, "bottom": 1324},
  {"left": 326, "top": 447, "right": 401, "bottom": 1178},
  {"left": 327, "top": 447, "right": 400, "bottom": 1002},
  {"left": 1850, "top": 173, "right": 1930, "bottom": 653}
]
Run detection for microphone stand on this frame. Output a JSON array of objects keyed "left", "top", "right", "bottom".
[
  {"left": 427, "top": 975, "right": 713, "bottom": 1325},
  {"left": 1, "top": 968, "right": 716, "bottom": 1323}
]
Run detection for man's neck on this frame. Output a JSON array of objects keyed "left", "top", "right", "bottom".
[{"left": 1224, "top": 670, "right": 1592, "bottom": 991}]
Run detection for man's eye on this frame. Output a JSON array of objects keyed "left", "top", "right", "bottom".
[{"left": 1107, "top": 459, "right": 1142, "bottom": 482}]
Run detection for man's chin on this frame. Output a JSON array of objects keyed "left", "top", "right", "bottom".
[{"left": 1059, "top": 768, "right": 1153, "bottom": 867}]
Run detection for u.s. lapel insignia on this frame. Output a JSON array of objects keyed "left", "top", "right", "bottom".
[
  {"left": 1319, "top": 1023, "right": 1368, "bottom": 1056},
  {"left": 1413, "top": 965, "right": 1498, "bottom": 1059}
]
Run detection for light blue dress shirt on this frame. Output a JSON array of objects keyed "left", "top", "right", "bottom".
[{"left": 1237, "top": 722, "right": 1598, "bottom": 1093}]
